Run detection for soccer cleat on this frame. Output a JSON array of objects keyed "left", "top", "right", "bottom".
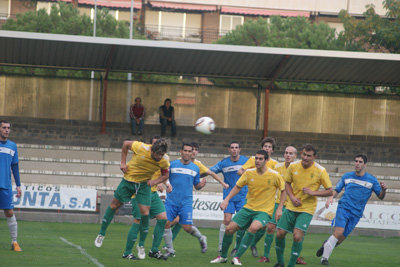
[
  {"left": 149, "top": 250, "right": 168, "bottom": 260},
  {"left": 200, "top": 235, "right": 208, "bottom": 253},
  {"left": 296, "top": 257, "right": 307, "bottom": 265},
  {"left": 137, "top": 245, "right": 145, "bottom": 259},
  {"left": 122, "top": 253, "right": 138, "bottom": 260},
  {"left": 210, "top": 256, "right": 227, "bottom": 263},
  {"left": 94, "top": 234, "right": 104, "bottom": 248},
  {"left": 231, "top": 257, "right": 242, "bottom": 265},
  {"left": 230, "top": 248, "right": 238, "bottom": 257},
  {"left": 273, "top": 264, "right": 284, "bottom": 267},
  {"left": 321, "top": 258, "right": 329, "bottom": 265},
  {"left": 250, "top": 246, "right": 258, "bottom": 257},
  {"left": 164, "top": 251, "right": 176, "bottom": 258},
  {"left": 11, "top": 242, "right": 22, "bottom": 252},
  {"left": 316, "top": 240, "right": 327, "bottom": 257},
  {"left": 258, "top": 256, "right": 270, "bottom": 263}
]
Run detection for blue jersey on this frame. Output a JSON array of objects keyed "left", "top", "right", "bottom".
[
  {"left": 0, "top": 140, "right": 19, "bottom": 189},
  {"left": 166, "top": 160, "right": 200, "bottom": 206},
  {"left": 210, "top": 155, "right": 248, "bottom": 201},
  {"left": 335, "top": 171, "right": 381, "bottom": 218}
]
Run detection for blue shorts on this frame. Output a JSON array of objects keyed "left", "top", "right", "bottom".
[
  {"left": 0, "top": 188, "right": 14, "bottom": 210},
  {"left": 224, "top": 198, "right": 246, "bottom": 214},
  {"left": 165, "top": 202, "right": 193, "bottom": 225},
  {"left": 332, "top": 206, "right": 361, "bottom": 237}
]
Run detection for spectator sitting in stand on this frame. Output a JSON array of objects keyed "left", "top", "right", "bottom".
[
  {"left": 159, "top": 98, "right": 176, "bottom": 137},
  {"left": 129, "top": 97, "right": 145, "bottom": 135}
]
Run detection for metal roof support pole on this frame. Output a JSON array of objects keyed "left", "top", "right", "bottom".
[
  {"left": 100, "top": 45, "right": 116, "bottom": 134},
  {"left": 263, "top": 55, "right": 290, "bottom": 138}
]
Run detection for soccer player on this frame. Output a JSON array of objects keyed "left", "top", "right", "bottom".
[
  {"left": 258, "top": 146, "right": 307, "bottom": 264},
  {"left": 210, "top": 150, "right": 285, "bottom": 266},
  {"left": 131, "top": 136, "right": 171, "bottom": 260},
  {"left": 166, "top": 142, "right": 229, "bottom": 243},
  {"left": 237, "top": 136, "right": 278, "bottom": 256},
  {"left": 209, "top": 141, "right": 248, "bottom": 255},
  {"left": 274, "top": 144, "right": 333, "bottom": 267},
  {"left": 316, "top": 154, "right": 387, "bottom": 265},
  {"left": 163, "top": 143, "right": 207, "bottom": 257},
  {"left": 0, "top": 120, "right": 22, "bottom": 252},
  {"left": 94, "top": 138, "right": 169, "bottom": 260}
]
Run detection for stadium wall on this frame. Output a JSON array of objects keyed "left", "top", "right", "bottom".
[{"left": 0, "top": 75, "right": 399, "bottom": 137}]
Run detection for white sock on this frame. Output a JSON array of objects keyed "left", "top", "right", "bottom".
[
  {"left": 163, "top": 228, "right": 174, "bottom": 253},
  {"left": 190, "top": 226, "right": 203, "bottom": 239},
  {"left": 218, "top": 224, "right": 226, "bottom": 251},
  {"left": 7, "top": 215, "right": 18, "bottom": 243},
  {"left": 322, "top": 235, "right": 338, "bottom": 260}
]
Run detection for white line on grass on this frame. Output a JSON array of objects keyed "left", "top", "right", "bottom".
[{"left": 60, "top": 237, "right": 104, "bottom": 267}]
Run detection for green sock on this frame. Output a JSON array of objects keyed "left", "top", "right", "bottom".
[
  {"left": 172, "top": 223, "right": 182, "bottom": 241},
  {"left": 124, "top": 222, "right": 140, "bottom": 256},
  {"left": 151, "top": 219, "right": 167, "bottom": 252},
  {"left": 275, "top": 237, "right": 285, "bottom": 265},
  {"left": 99, "top": 206, "right": 115, "bottom": 236},
  {"left": 221, "top": 233, "right": 234, "bottom": 258},
  {"left": 235, "top": 232, "right": 255, "bottom": 258},
  {"left": 288, "top": 241, "right": 302, "bottom": 267},
  {"left": 263, "top": 233, "right": 274, "bottom": 258},
  {"left": 234, "top": 229, "right": 245, "bottom": 250},
  {"left": 138, "top": 215, "right": 150, "bottom": 247},
  {"left": 251, "top": 228, "right": 266, "bottom": 247}
]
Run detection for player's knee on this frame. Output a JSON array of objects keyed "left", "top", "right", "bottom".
[
  {"left": 267, "top": 224, "right": 276, "bottom": 234},
  {"left": 4, "top": 209, "right": 13, "bottom": 217}
]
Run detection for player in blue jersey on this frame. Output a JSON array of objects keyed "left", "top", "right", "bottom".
[
  {"left": 209, "top": 141, "right": 248, "bottom": 255},
  {"left": 316, "top": 154, "right": 387, "bottom": 265},
  {"left": 0, "top": 120, "right": 22, "bottom": 252},
  {"left": 163, "top": 143, "right": 207, "bottom": 257}
]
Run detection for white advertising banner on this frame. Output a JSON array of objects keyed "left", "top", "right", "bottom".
[
  {"left": 12, "top": 184, "right": 97, "bottom": 211},
  {"left": 191, "top": 194, "right": 400, "bottom": 230},
  {"left": 192, "top": 193, "right": 223, "bottom": 221},
  {"left": 311, "top": 201, "right": 400, "bottom": 230}
]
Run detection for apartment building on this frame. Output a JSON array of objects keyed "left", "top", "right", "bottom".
[{"left": 1, "top": 0, "right": 387, "bottom": 43}]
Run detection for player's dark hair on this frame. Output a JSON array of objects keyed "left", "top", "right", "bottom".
[
  {"left": 181, "top": 143, "right": 193, "bottom": 150},
  {"left": 355, "top": 154, "right": 368, "bottom": 164},
  {"left": 230, "top": 141, "right": 240, "bottom": 148},
  {"left": 0, "top": 120, "right": 10, "bottom": 126},
  {"left": 256, "top": 150, "right": 269, "bottom": 160},
  {"left": 135, "top": 97, "right": 141, "bottom": 102},
  {"left": 302, "top": 144, "right": 317, "bottom": 156},
  {"left": 151, "top": 138, "right": 168, "bottom": 154},
  {"left": 261, "top": 137, "right": 276, "bottom": 151},
  {"left": 164, "top": 98, "right": 172, "bottom": 104},
  {"left": 149, "top": 135, "right": 161, "bottom": 144},
  {"left": 191, "top": 142, "right": 200, "bottom": 150}
]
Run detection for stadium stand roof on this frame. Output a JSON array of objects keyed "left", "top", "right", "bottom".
[{"left": 1, "top": 30, "right": 400, "bottom": 87}]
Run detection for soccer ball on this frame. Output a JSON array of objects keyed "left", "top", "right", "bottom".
[{"left": 195, "top": 117, "right": 215, "bottom": 135}]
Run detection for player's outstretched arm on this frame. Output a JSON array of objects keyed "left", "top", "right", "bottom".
[
  {"left": 237, "top": 168, "right": 245, "bottom": 176},
  {"left": 220, "top": 185, "right": 242, "bottom": 210},
  {"left": 120, "top": 141, "right": 134, "bottom": 173},
  {"left": 303, "top": 187, "right": 333, "bottom": 197},
  {"left": 378, "top": 182, "right": 387, "bottom": 200},
  {"left": 325, "top": 190, "right": 339, "bottom": 208},
  {"left": 207, "top": 170, "right": 229, "bottom": 189}
]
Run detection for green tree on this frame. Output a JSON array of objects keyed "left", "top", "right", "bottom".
[
  {"left": 212, "top": 16, "right": 346, "bottom": 88},
  {"left": 339, "top": 0, "right": 400, "bottom": 53}
]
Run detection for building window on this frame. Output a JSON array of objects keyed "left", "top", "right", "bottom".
[
  {"left": 219, "top": 15, "right": 244, "bottom": 36},
  {"left": 145, "top": 10, "right": 201, "bottom": 42},
  {"left": 0, "top": 0, "right": 10, "bottom": 19}
]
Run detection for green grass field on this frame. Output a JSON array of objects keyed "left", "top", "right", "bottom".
[{"left": 0, "top": 220, "right": 399, "bottom": 266}]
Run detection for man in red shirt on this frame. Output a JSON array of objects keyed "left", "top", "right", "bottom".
[{"left": 130, "top": 97, "right": 145, "bottom": 135}]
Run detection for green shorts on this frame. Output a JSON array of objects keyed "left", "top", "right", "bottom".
[
  {"left": 232, "top": 208, "right": 271, "bottom": 230},
  {"left": 270, "top": 203, "right": 286, "bottom": 225},
  {"left": 132, "top": 192, "right": 165, "bottom": 219},
  {"left": 276, "top": 209, "right": 313, "bottom": 233},
  {"left": 114, "top": 179, "right": 151, "bottom": 206}
]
